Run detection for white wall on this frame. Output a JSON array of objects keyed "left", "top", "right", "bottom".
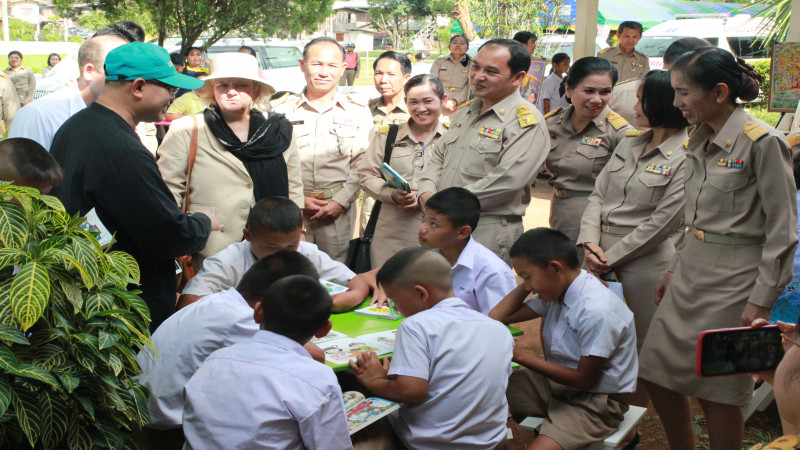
[{"left": 350, "top": 31, "right": 373, "bottom": 51}]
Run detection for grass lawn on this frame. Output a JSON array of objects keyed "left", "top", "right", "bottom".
[{"left": 0, "top": 54, "right": 67, "bottom": 75}]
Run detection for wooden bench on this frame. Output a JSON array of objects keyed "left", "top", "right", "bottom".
[{"left": 518, "top": 405, "right": 647, "bottom": 450}]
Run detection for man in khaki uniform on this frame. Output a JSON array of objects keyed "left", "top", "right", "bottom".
[
  {"left": 272, "top": 37, "right": 372, "bottom": 262},
  {"left": 0, "top": 73, "right": 20, "bottom": 132},
  {"left": 598, "top": 21, "right": 649, "bottom": 82},
  {"left": 419, "top": 39, "right": 550, "bottom": 265}
]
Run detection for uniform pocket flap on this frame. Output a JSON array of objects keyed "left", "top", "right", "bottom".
[
  {"left": 637, "top": 171, "right": 672, "bottom": 187},
  {"left": 471, "top": 138, "right": 502, "bottom": 154},
  {"left": 576, "top": 145, "right": 608, "bottom": 160},
  {"left": 708, "top": 174, "right": 749, "bottom": 192}
]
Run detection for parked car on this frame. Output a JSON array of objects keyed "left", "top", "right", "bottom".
[{"left": 537, "top": 34, "right": 609, "bottom": 60}]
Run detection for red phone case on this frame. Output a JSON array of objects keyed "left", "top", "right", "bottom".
[{"left": 695, "top": 325, "right": 780, "bottom": 378}]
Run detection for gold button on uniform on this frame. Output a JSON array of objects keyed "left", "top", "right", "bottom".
[
  {"left": 246, "top": 184, "right": 253, "bottom": 189},
  {"left": 498, "top": 109, "right": 505, "bottom": 115},
  {"left": 725, "top": 140, "right": 731, "bottom": 147}
]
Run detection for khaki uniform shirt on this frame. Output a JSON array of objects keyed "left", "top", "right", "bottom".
[
  {"left": 609, "top": 78, "right": 645, "bottom": 131},
  {"left": 271, "top": 91, "right": 372, "bottom": 209},
  {"left": 368, "top": 97, "right": 410, "bottom": 127},
  {"left": 0, "top": 74, "right": 20, "bottom": 131},
  {"left": 430, "top": 55, "right": 473, "bottom": 105},
  {"left": 3, "top": 66, "right": 35, "bottom": 102},
  {"left": 418, "top": 91, "right": 549, "bottom": 217},
  {"left": 684, "top": 107, "right": 797, "bottom": 307},
  {"left": 545, "top": 105, "right": 634, "bottom": 192},
  {"left": 598, "top": 46, "right": 650, "bottom": 83},
  {"left": 578, "top": 129, "right": 687, "bottom": 266}
]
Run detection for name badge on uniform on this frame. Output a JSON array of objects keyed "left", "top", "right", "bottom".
[
  {"left": 478, "top": 126, "right": 502, "bottom": 140},
  {"left": 632, "top": 62, "right": 644, "bottom": 68},
  {"left": 451, "top": 123, "right": 461, "bottom": 129},
  {"left": 581, "top": 136, "right": 602, "bottom": 147},
  {"left": 614, "top": 153, "right": 626, "bottom": 162},
  {"left": 461, "top": 69, "right": 469, "bottom": 73},
  {"left": 391, "top": 119, "right": 407, "bottom": 125},
  {"left": 644, "top": 163, "right": 672, "bottom": 176},
  {"left": 392, "top": 143, "right": 409, "bottom": 148},
  {"left": 717, "top": 158, "right": 744, "bottom": 169},
  {"left": 333, "top": 117, "right": 355, "bottom": 128}
]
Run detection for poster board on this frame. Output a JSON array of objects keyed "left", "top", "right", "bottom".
[
  {"left": 519, "top": 58, "right": 547, "bottom": 105},
  {"left": 769, "top": 42, "right": 800, "bottom": 113}
]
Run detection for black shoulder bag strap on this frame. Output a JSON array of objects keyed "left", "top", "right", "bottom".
[{"left": 363, "top": 124, "right": 400, "bottom": 240}]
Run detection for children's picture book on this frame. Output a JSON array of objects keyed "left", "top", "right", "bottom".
[
  {"left": 354, "top": 305, "right": 400, "bottom": 320},
  {"left": 321, "top": 336, "right": 393, "bottom": 365},
  {"left": 321, "top": 280, "right": 349, "bottom": 295},
  {"left": 310, "top": 329, "right": 348, "bottom": 345},
  {"left": 379, "top": 162, "right": 411, "bottom": 192},
  {"left": 346, "top": 396, "right": 400, "bottom": 435},
  {"left": 357, "top": 329, "right": 397, "bottom": 349},
  {"left": 80, "top": 208, "right": 113, "bottom": 246}
]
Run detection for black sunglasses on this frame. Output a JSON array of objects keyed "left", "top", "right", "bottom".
[{"left": 147, "top": 79, "right": 179, "bottom": 95}]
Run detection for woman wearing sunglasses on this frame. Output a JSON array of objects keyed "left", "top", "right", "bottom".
[{"left": 359, "top": 74, "right": 448, "bottom": 267}]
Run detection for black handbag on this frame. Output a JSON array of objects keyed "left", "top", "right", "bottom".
[{"left": 345, "top": 124, "right": 400, "bottom": 273}]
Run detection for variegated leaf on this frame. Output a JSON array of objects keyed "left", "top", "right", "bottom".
[
  {"left": 0, "top": 345, "right": 19, "bottom": 371},
  {"left": 10, "top": 261, "right": 50, "bottom": 331},
  {"left": 0, "top": 201, "right": 27, "bottom": 249},
  {"left": 74, "top": 393, "right": 95, "bottom": 420},
  {"left": 70, "top": 237, "right": 101, "bottom": 288},
  {"left": 0, "top": 247, "right": 22, "bottom": 271},
  {"left": 85, "top": 292, "right": 115, "bottom": 317},
  {"left": 130, "top": 384, "right": 151, "bottom": 426},
  {"left": 0, "top": 377, "right": 10, "bottom": 416},
  {"left": 11, "top": 363, "right": 61, "bottom": 389},
  {"left": 107, "top": 251, "right": 140, "bottom": 284},
  {"left": 0, "top": 323, "right": 28, "bottom": 345},
  {"left": 32, "top": 344, "right": 67, "bottom": 370},
  {"left": 38, "top": 390, "right": 68, "bottom": 448},
  {"left": 98, "top": 331, "right": 120, "bottom": 350},
  {"left": 106, "top": 353, "right": 123, "bottom": 376},
  {"left": 57, "top": 373, "right": 79, "bottom": 393},
  {"left": 58, "top": 280, "right": 83, "bottom": 311},
  {"left": 70, "top": 345, "right": 95, "bottom": 373},
  {"left": 67, "top": 411, "right": 92, "bottom": 450},
  {"left": 37, "top": 194, "right": 65, "bottom": 212},
  {"left": 35, "top": 235, "right": 68, "bottom": 259},
  {"left": 0, "top": 282, "right": 16, "bottom": 327},
  {"left": 109, "top": 288, "right": 151, "bottom": 324},
  {"left": 12, "top": 388, "right": 41, "bottom": 448}
]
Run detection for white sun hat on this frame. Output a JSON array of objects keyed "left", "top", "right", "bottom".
[{"left": 204, "top": 52, "right": 275, "bottom": 97}]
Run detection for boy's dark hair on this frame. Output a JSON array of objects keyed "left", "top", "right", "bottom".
[
  {"left": 512, "top": 31, "right": 537, "bottom": 46},
  {"left": 662, "top": 37, "right": 709, "bottom": 66},
  {"left": 303, "top": 37, "right": 345, "bottom": 61},
  {"left": 478, "top": 38, "right": 531, "bottom": 74},
  {"left": 415, "top": 52, "right": 424, "bottom": 61},
  {"left": 425, "top": 187, "right": 481, "bottom": 232},
  {"left": 169, "top": 52, "right": 183, "bottom": 66},
  {"left": 260, "top": 275, "right": 332, "bottom": 341},
  {"left": 93, "top": 21, "right": 145, "bottom": 42},
  {"left": 640, "top": 70, "right": 689, "bottom": 129},
  {"left": 509, "top": 228, "right": 580, "bottom": 270},
  {"left": 373, "top": 51, "right": 412, "bottom": 75},
  {"left": 618, "top": 21, "right": 644, "bottom": 36},
  {"left": 376, "top": 246, "right": 451, "bottom": 292},
  {"left": 246, "top": 197, "right": 303, "bottom": 234},
  {"left": 0, "top": 138, "right": 63, "bottom": 189},
  {"left": 239, "top": 45, "right": 257, "bottom": 57},
  {"left": 237, "top": 250, "right": 319, "bottom": 299}
]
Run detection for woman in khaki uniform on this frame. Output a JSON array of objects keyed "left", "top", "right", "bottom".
[
  {"left": 359, "top": 74, "right": 448, "bottom": 267},
  {"left": 430, "top": 35, "right": 472, "bottom": 115},
  {"left": 3, "top": 51, "right": 35, "bottom": 105},
  {"left": 639, "top": 48, "right": 797, "bottom": 450},
  {"left": 545, "top": 57, "right": 633, "bottom": 247},
  {"left": 578, "top": 70, "right": 689, "bottom": 412}
]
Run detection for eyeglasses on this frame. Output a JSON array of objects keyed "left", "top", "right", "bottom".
[
  {"left": 147, "top": 79, "right": 179, "bottom": 96},
  {"left": 413, "top": 142, "right": 425, "bottom": 167}
]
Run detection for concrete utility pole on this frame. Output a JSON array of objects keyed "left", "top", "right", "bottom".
[
  {"left": 789, "top": 0, "right": 800, "bottom": 41},
  {"left": 574, "top": 0, "right": 598, "bottom": 60}
]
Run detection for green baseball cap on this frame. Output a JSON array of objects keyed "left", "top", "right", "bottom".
[{"left": 104, "top": 42, "right": 204, "bottom": 89}]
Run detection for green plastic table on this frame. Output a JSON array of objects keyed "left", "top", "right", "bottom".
[{"left": 326, "top": 300, "right": 522, "bottom": 372}]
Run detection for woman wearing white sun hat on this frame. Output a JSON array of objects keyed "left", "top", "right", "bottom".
[{"left": 157, "top": 52, "right": 304, "bottom": 268}]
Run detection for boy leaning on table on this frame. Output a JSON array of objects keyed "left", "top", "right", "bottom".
[
  {"left": 489, "top": 228, "right": 638, "bottom": 450},
  {"left": 350, "top": 246, "right": 513, "bottom": 449},
  {"left": 183, "top": 275, "right": 354, "bottom": 450},
  {"left": 178, "top": 196, "right": 368, "bottom": 311}
]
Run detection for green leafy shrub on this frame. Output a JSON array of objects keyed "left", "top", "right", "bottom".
[
  {"left": 751, "top": 58, "right": 771, "bottom": 109},
  {"left": 0, "top": 181, "right": 154, "bottom": 449}
]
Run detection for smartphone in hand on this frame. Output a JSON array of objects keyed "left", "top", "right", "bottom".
[{"left": 696, "top": 325, "right": 783, "bottom": 377}]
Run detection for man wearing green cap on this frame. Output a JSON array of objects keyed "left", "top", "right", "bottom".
[{"left": 51, "top": 42, "right": 225, "bottom": 331}]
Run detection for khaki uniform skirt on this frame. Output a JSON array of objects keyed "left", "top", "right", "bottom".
[
  {"left": 550, "top": 196, "right": 589, "bottom": 245},
  {"left": 638, "top": 236, "right": 759, "bottom": 405},
  {"left": 370, "top": 204, "right": 420, "bottom": 268}
]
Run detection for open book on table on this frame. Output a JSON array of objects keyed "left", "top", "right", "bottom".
[
  {"left": 354, "top": 305, "right": 400, "bottom": 320},
  {"left": 343, "top": 391, "right": 399, "bottom": 435},
  {"left": 315, "top": 329, "right": 397, "bottom": 365}
]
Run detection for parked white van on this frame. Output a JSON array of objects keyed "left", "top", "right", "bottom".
[{"left": 638, "top": 15, "right": 772, "bottom": 69}]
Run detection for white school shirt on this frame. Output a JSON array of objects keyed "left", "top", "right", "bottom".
[
  {"left": 182, "top": 240, "right": 356, "bottom": 297},
  {"left": 183, "top": 330, "right": 352, "bottom": 450},
  {"left": 525, "top": 270, "right": 638, "bottom": 393},
  {"left": 446, "top": 237, "right": 517, "bottom": 314},
  {"left": 136, "top": 288, "right": 258, "bottom": 429},
  {"left": 537, "top": 72, "right": 569, "bottom": 114},
  {"left": 388, "top": 297, "right": 513, "bottom": 449},
  {"left": 9, "top": 84, "right": 86, "bottom": 150}
]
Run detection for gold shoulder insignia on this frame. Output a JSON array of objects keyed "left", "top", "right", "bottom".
[
  {"left": 270, "top": 92, "right": 291, "bottom": 107},
  {"left": 626, "top": 130, "right": 647, "bottom": 137},
  {"left": 606, "top": 111, "right": 629, "bottom": 130},
  {"left": 458, "top": 99, "right": 475, "bottom": 110},
  {"left": 617, "top": 78, "right": 638, "bottom": 85},
  {"left": 599, "top": 47, "right": 611, "bottom": 54},
  {"left": 787, "top": 133, "right": 800, "bottom": 148},
  {"left": 688, "top": 124, "right": 699, "bottom": 137},
  {"left": 442, "top": 122, "right": 450, "bottom": 129},
  {"left": 683, "top": 140, "right": 689, "bottom": 149},
  {"left": 544, "top": 107, "right": 562, "bottom": 120},
  {"left": 347, "top": 94, "right": 367, "bottom": 107},
  {"left": 517, "top": 104, "right": 537, "bottom": 128},
  {"left": 379, "top": 125, "right": 390, "bottom": 134},
  {"left": 743, "top": 121, "right": 768, "bottom": 141}
]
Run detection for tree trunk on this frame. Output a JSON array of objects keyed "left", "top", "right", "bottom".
[{"left": 454, "top": 2, "right": 476, "bottom": 40}]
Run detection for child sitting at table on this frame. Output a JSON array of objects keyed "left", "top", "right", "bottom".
[
  {"left": 351, "top": 246, "right": 513, "bottom": 449},
  {"left": 366, "top": 187, "right": 516, "bottom": 315},
  {"left": 489, "top": 228, "right": 638, "bottom": 450},
  {"left": 183, "top": 275, "right": 353, "bottom": 449},
  {"left": 180, "top": 196, "right": 368, "bottom": 311},
  {"left": 137, "top": 251, "right": 325, "bottom": 448},
  {"left": 0, "top": 137, "right": 63, "bottom": 194}
]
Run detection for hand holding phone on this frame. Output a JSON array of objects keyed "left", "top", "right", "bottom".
[{"left": 696, "top": 325, "right": 783, "bottom": 377}]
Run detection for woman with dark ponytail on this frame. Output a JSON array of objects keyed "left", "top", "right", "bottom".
[
  {"left": 430, "top": 35, "right": 472, "bottom": 114},
  {"left": 639, "top": 47, "right": 797, "bottom": 449}
]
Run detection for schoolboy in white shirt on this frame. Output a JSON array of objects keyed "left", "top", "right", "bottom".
[
  {"left": 490, "top": 228, "right": 638, "bottom": 450},
  {"left": 179, "top": 196, "right": 368, "bottom": 312},
  {"left": 368, "top": 187, "right": 517, "bottom": 315},
  {"left": 183, "top": 275, "right": 352, "bottom": 450},
  {"left": 351, "top": 247, "right": 513, "bottom": 449},
  {"left": 137, "top": 251, "right": 323, "bottom": 446}
]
